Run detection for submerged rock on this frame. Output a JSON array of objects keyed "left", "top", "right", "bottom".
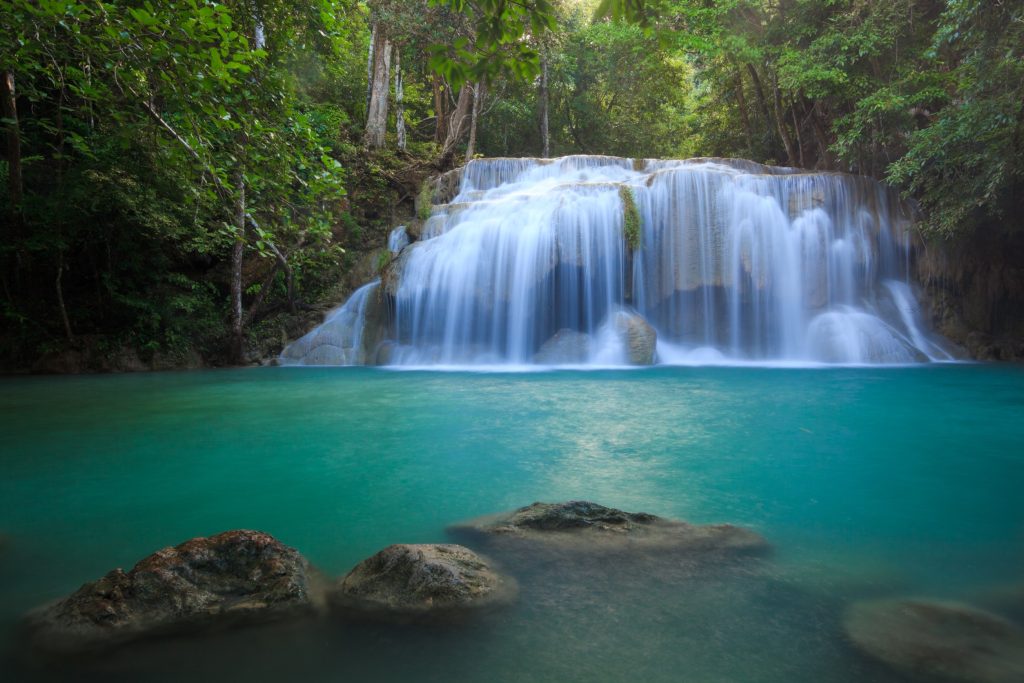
[
  {"left": 534, "top": 329, "right": 591, "bottom": 364},
  {"left": 450, "top": 501, "right": 768, "bottom": 556},
  {"left": 25, "top": 530, "right": 320, "bottom": 654},
  {"left": 330, "top": 544, "right": 515, "bottom": 621},
  {"left": 844, "top": 598, "right": 1024, "bottom": 683}
]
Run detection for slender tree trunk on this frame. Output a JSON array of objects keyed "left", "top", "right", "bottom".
[
  {"left": 364, "top": 26, "right": 391, "bottom": 149},
  {"left": 230, "top": 163, "right": 246, "bottom": 364},
  {"left": 55, "top": 86, "right": 73, "bottom": 342},
  {"left": 771, "top": 76, "right": 798, "bottom": 166},
  {"left": 365, "top": 23, "right": 376, "bottom": 115},
  {"left": 440, "top": 85, "right": 473, "bottom": 166},
  {"left": 465, "top": 82, "right": 483, "bottom": 162},
  {"left": 1, "top": 70, "right": 22, "bottom": 223},
  {"left": 56, "top": 251, "right": 73, "bottom": 342},
  {"left": 734, "top": 69, "right": 754, "bottom": 153},
  {"left": 1, "top": 69, "right": 22, "bottom": 300},
  {"left": 791, "top": 101, "right": 805, "bottom": 168},
  {"left": 432, "top": 76, "right": 449, "bottom": 144},
  {"left": 395, "top": 49, "right": 406, "bottom": 150},
  {"left": 810, "top": 101, "right": 834, "bottom": 170},
  {"left": 745, "top": 64, "right": 772, "bottom": 131},
  {"left": 539, "top": 53, "right": 550, "bottom": 158}
]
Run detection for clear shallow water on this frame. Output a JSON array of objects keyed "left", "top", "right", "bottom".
[{"left": 1, "top": 365, "right": 1022, "bottom": 681}]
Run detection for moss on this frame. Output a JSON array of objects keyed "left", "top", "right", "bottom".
[
  {"left": 376, "top": 250, "right": 393, "bottom": 274},
  {"left": 619, "top": 185, "right": 641, "bottom": 251},
  {"left": 632, "top": 158, "right": 646, "bottom": 172},
  {"left": 417, "top": 182, "right": 433, "bottom": 221}
]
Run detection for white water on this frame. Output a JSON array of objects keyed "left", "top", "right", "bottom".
[
  {"left": 283, "top": 156, "right": 953, "bottom": 367},
  {"left": 279, "top": 281, "right": 379, "bottom": 366}
]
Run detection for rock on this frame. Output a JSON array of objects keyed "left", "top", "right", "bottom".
[
  {"left": 844, "top": 598, "right": 1024, "bottom": 683},
  {"left": 450, "top": 501, "right": 768, "bottom": 556},
  {"left": 612, "top": 311, "right": 657, "bottom": 365},
  {"left": 25, "top": 530, "right": 320, "bottom": 654},
  {"left": 330, "top": 544, "right": 515, "bottom": 621},
  {"left": 534, "top": 329, "right": 591, "bottom": 364},
  {"left": 973, "top": 581, "right": 1024, "bottom": 623}
]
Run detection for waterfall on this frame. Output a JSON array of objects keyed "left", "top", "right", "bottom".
[
  {"left": 279, "top": 281, "right": 379, "bottom": 366},
  {"left": 283, "top": 155, "right": 954, "bottom": 367}
]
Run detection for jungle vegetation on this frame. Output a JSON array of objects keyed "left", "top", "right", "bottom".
[{"left": 1, "top": 0, "right": 1020, "bottom": 368}]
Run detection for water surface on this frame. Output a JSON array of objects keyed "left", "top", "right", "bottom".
[{"left": 1, "top": 365, "right": 1022, "bottom": 681}]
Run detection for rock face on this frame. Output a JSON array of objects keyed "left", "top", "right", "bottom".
[
  {"left": 916, "top": 226, "right": 1024, "bottom": 360},
  {"left": 612, "top": 311, "right": 657, "bottom": 365},
  {"left": 534, "top": 329, "right": 591, "bottom": 364},
  {"left": 25, "top": 530, "right": 319, "bottom": 654},
  {"left": 331, "top": 544, "right": 515, "bottom": 621},
  {"left": 451, "top": 501, "right": 768, "bottom": 556},
  {"left": 844, "top": 598, "right": 1024, "bottom": 683}
]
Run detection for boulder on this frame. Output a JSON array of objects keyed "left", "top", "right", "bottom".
[
  {"left": 330, "top": 544, "right": 515, "bottom": 621},
  {"left": 25, "top": 530, "right": 320, "bottom": 654},
  {"left": 844, "top": 598, "right": 1024, "bottom": 683},
  {"left": 450, "top": 501, "right": 768, "bottom": 556},
  {"left": 534, "top": 329, "right": 591, "bottom": 364},
  {"left": 612, "top": 311, "right": 657, "bottom": 365}
]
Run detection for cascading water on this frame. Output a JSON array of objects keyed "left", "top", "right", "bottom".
[{"left": 282, "top": 155, "right": 955, "bottom": 367}]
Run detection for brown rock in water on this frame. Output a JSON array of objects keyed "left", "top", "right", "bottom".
[
  {"left": 330, "top": 544, "right": 515, "bottom": 621},
  {"left": 25, "top": 530, "right": 320, "bottom": 654},
  {"left": 450, "top": 501, "right": 768, "bottom": 556},
  {"left": 612, "top": 311, "right": 657, "bottom": 365},
  {"left": 844, "top": 598, "right": 1024, "bottom": 683}
]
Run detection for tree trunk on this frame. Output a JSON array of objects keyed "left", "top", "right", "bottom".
[
  {"left": 366, "top": 23, "right": 376, "bottom": 115},
  {"left": 539, "top": 54, "right": 550, "bottom": 158},
  {"left": 771, "top": 76, "right": 798, "bottom": 166},
  {"left": 791, "top": 101, "right": 805, "bottom": 168},
  {"left": 810, "top": 101, "right": 834, "bottom": 170},
  {"left": 1, "top": 70, "right": 22, "bottom": 224},
  {"left": 230, "top": 163, "right": 246, "bottom": 364},
  {"left": 440, "top": 85, "right": 473, "bottom": 166},
  {"left": 465, "top": 82, "right": 483, "bottom": 162},
  {"left": 393, "top": 50, "right": 405, "bottom": 150},
  {"left": 56, "top": 251, "right": 73, "bottom": 343},
  {"left": 395, "top": 49, "right": 406, "bottom": 150},
  {"left": 432, "top": 75, "right": 449, "bottom": 144},
  {"left": 364, "top": 26, "right": 391, "bottom": 149},
  {"left": 734, "top": 68, "right": 754, "bottom": 152},
  {"left": 1, "top": 69, "right": 22, "bottom": 299}
]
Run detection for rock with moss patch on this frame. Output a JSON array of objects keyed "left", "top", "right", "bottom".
[
  {"left": 450, "top": 501, "right": 768, "bottom": 556},
  {"left": 844, "top": 598, "right": 1024, "bottom": 683},
  {"left": 330, "top": 544, "right": 515, "bottom": 621},
  {"left": 25, "top": 530, "right": 321, "bottom": 654}
]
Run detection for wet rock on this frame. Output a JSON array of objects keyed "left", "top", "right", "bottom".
[
  {"left": 450, "top": 501, "right": 768, "bottom": 556},
  {"left": 844, "top": 598, "right": 1024, "bottom": 683},
  {"left": 330, "top": 544, "right": 515, "bottom": 621},
  {"left": 612, "top": 311, "right": 657, "bottom": 365},
  {"left": 971, "top": 581, "right": 1024, "bottom": 626},
  {"left": 534, "top": 329, "right": 591, "bottom": 364},
  {"left": 25, "top": 530, "right": 320, "bottom": 654}
]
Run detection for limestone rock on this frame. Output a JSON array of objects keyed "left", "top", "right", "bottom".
[
  {"left": 25, "top": 530, "right": 319, "bottom": 654},
  {"left": 451, "top": 501, "right": 768, "bottom": 556},
  {"left": 330, "top": 544, "right": 515, "bottom": 621},
  {"left": 534, "top": 329, "right": 591, "bottom": 364},
  {"left": 844, "top": 598, "right": 1024, "bottom": 683},
  {"left": 612, "top": 311, "right": 657, "bottom": 365}
]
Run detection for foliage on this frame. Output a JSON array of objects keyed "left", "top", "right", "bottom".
[
  {"left": 593, "top": 0, "right": 1024, "bottom": 239},
  {"left": 619, "top": 184, "right": 640, "bottom": 250}
]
